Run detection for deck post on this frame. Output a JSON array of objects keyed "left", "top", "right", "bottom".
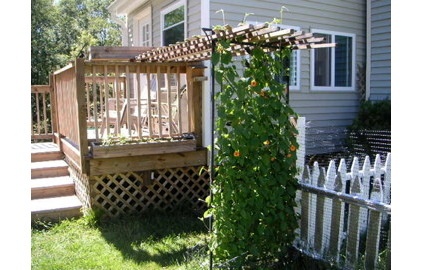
[
  {"left": 186, "top": 64, "right": 205, "bottom": 147},
  {"left": 75, "top": 58, "right": 89, "bottom": 174}
]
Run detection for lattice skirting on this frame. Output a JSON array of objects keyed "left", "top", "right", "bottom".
[
  {"left": 90, "top": 166, "right": 210, "bottom": 217},
  {"left": 67, "top": 160, "right": 92, "bottom": 213}
]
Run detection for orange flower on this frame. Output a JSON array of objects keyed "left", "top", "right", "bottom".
[
  {"left": 250, "top": 79, "right": 258, "bottom": 87},
  {"left": 259, "top": 90, "right": 268, "bottom": 98},
  {"left": 233, "top": 150, "right": 241, "bottom": 157},
  {"left": 287, "top": 153, "right": 292, "bottom": 158},
  {"left": 290, "top": 145, "right": 296, "bottom": 152}
]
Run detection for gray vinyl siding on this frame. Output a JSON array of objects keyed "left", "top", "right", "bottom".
[
  {"left": 153, "top": 0, "right": 201, "bottom": 47},
  {"left": 187, "top": 0, "right": 202, "bottom": 37},
  {"left": 127, "top": 0, "right": 202, "bottom": 47},
  {"left": 210, "top": 0, "right": 365, "bottom": 155},
  {"left": 369, "top": 0, "right": 391, "bottom": 101},
  {"left": 118, "top": 0, "right": 367, "bottom": 155}
]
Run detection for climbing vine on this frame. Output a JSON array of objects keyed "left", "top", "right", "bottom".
[{"left": 207, "top": 31, "right": 300, "bottom": 267}]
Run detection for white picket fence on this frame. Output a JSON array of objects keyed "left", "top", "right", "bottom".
[
  {"left": 292, "top": 117, "right": 391, "bottom": 269},
  {"left": 295, "top": 153, "right": 391, "bottom": 269}
]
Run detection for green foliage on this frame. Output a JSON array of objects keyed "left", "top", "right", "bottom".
[
  {"left": 31, "top": 0, "right": 62, "bottom": 85},
  {"left": 349, "top": 99, "right": 391, "bottom": 131},
  {"left": 208, "top": 36, "right": 300, "bottom": 267},
  {"left": 31, "top": 0, "right": 121, "bottom": 85}
]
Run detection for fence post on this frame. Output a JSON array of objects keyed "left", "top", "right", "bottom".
[
  {"left": 314, "top": 166, "right": 326, "bottom": 253},
  {"left": 322, "top": 160, "right": 337, "bottom": 252},
  {"left": 328, "top": 174, "right": 344, "bottom": 263},
  {"left": 360, "top": 156, "right": 371, "bottom": 233},
  {"left": 308, "top": 162, "right": 320, "bottom": 247},
  {"left": 300, "top": 165, "right": 311, "bottom": 249},
  {"left": 365, "top": 177, "right": 383, "bottom": 269},
  {"left": 346, "top": 175, "right": 363, "bottom": 268}
]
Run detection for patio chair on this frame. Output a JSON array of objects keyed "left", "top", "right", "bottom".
[
  {"left": 100, "top": 98, "right": 128, "bottom": 137},
  {"left": 150, "top": 84, "right": 187, "bottom": 135}
]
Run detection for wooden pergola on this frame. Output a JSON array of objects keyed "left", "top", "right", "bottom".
[{"left": 134, "top": 23, "right": 335, "bottom": 63}]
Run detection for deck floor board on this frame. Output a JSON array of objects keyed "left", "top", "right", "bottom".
[{"left": 31, "top": 142, "right": 60, "bottom": 153}]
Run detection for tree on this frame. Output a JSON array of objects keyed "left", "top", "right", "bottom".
[
  {"left": 31, "top": 0, "right": 121, "bottom": 85},
  {"left": 31, "top": 0, "right": 61, "bottom": 85}
]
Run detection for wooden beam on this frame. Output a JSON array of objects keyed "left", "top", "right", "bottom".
[
  {"left": 88, "top": 46, "right": 155, "bottom": 61},
  {"left": 61, "top": 137, "right": 82, "bottom": 172},
  {"left": 186, "top": 66, "right": 204, "bottom": 147},
  {"left": 88, "top": 149, "right": 207, "bottom": 175},
  {"left": 75, "top": 58, "right": 89, "bottom": 174},
  {"left": 31, "top": 85, "right": 52, "bottom": 93}
]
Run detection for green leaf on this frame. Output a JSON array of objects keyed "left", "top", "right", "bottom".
[
  {"left": 211, "top": 52, "right": 220, "bottom": 66},
  {"left": 221, "top": 52, "right": 232, "bottom": 65}
]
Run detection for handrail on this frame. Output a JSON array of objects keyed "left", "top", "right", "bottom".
[
  {"left": 52, "top": 58, "right": 88, "bottom": 173},
  {"left": 31, "top": 85, "right": 54, "bottom": 141}
]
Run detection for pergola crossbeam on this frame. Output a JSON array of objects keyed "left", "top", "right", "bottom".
[{"left": 134, "top": 23, "right": 335, "bottom": 63}]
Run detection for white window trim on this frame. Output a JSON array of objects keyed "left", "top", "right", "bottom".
[
  {"left": 133, "top": 6, "right": 151, "bottom": 47},
  {"left": 246, "top": 22, "right": 301, "bottom": 90},
  {"left": 160, "top": 0, "right": 187, "bottom": 46},
  {"left": 310, "top": 29, "right": 356, "bottom": 91}
]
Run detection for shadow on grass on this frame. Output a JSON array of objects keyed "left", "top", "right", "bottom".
[{"left": 94, "top": 206, "right": 208, "bottom": 268}]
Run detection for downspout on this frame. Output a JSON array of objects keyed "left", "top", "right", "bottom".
[{"left": 366, "top": 0, "right": 371, "bottom": 101}]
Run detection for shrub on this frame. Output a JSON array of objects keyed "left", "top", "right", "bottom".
[{"left": 349, "top": 99, "right": 391, "bottom": 131}]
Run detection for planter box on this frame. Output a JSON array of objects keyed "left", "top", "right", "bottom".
[{"left": 90, "top": 139, "right": 196, "bottom": 159}]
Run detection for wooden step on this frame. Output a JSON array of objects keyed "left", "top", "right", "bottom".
[
  {"left": 31, "top": 150, "right": 64, "bottom": 162},
  {"left": 31, "top": 195, "right": 83, "bottom": 222},
  {"left": 31, "top": 142, "right": 63, "bottom": 162},
  {"left": 31, "top": 160, "right": 69, "bottom": 179},
  {"left": 31, "top": 176, "right": 75, "bottom": 200}
]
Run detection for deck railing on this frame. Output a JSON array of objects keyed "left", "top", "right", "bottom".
[
  {"left": 52, "top": 58, "right": 89, "bottom": 172},
  {"left": 32, "top": 57, "right": 205, "bottom": 173},
  {"left": 83, "top": 62, "right": 195, "bottom": 141},
  {"left": 31, "top": 84, "right": 54, "bottom": 141}
]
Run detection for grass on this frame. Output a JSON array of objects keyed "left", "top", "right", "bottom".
[
  {"left": 31, "top": 209, "right": 210, "bottom": 270},
  {"left": 33, "top": 208, "right": 384, "bottom": 269}
]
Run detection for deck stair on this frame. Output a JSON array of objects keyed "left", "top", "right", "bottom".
[{"left": 31, "top": 142, "right": 83, "bottom": 222}]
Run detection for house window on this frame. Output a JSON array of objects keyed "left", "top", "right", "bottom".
[
  {"left": 134, "top": 6, "right": 151, "bottom": 47},
  {"left": 311, "top": 30, "right": 355, "bottom": 90},
  {"left": 161, "top": 1, "right": 186, "bottom": 46},
  {"left": 141, "top": 23, "right": 150, "bottom": 46}
]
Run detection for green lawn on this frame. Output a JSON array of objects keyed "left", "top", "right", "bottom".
[
  {"left": 32, "top": 209, "right": 348, "bottom": 269},
  {"left": 31, "top": 209, "right": 209, "bottom": 270}
]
